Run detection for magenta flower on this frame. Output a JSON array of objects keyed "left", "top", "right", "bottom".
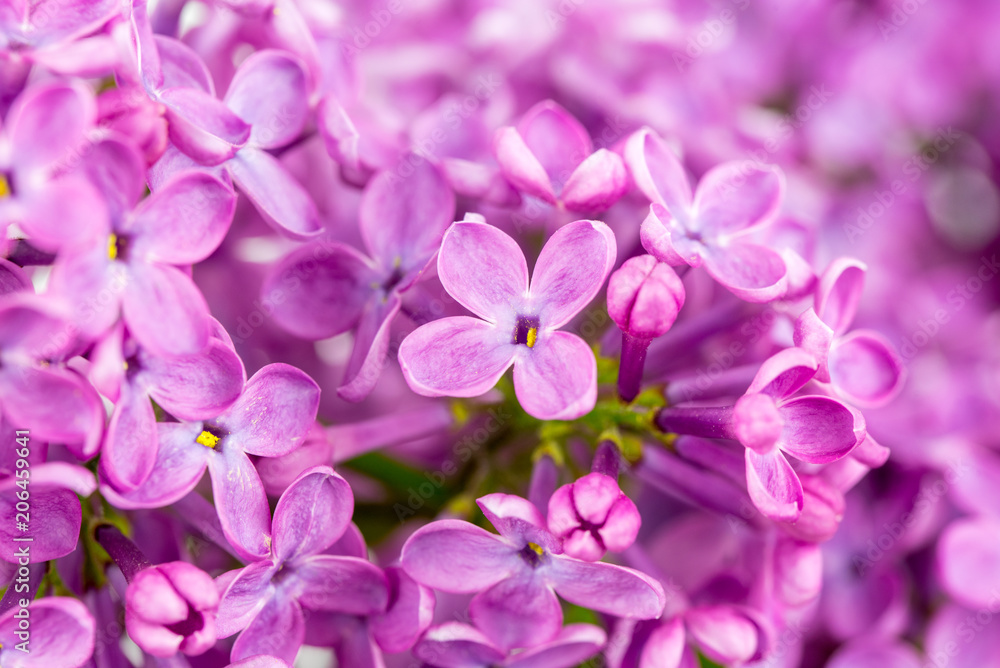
[
  {"left": 215, "top": 467, "right": 388, "bottom": 664},
  {"left": 414, "top": 622, "right": 606, "bottom": 668},
  {"left": 625, "top": 127, "right": 788, "bottom": 302},
  {"left": 125, "top": 561, "right": 219, "bottom": 657},
  {"left": 401, "top": 493, "right": 665, "bottom": 651},
  {"left": 0, "top": 597, "right": 95, "bottom": 667},
  {"left": 100, "top": 363, "right": 320, "bottom": 560},
  {"left": 794, "top": 258, "right": 905, "bottom": 408},
  {"left": 547, "top": 472, "right": 641, "bottom": 561},
  {"left": 398, "top": 218, "right": 616, "bottom": 420},
  {"left": 264, "top": 159, "right": 455, "bottom": 401},
  {"left": 607, "top": 254, "right": 686, "bottom": 402},
  {"left": 493, "top": 100, "right": 628, "bottom": 212}
]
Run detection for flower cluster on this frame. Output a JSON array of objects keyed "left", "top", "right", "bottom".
[{"left": 0, "top": 0, "right": 998, "bottom": 667}]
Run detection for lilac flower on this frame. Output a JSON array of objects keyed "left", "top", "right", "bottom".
[
  {"left": 937, "top": 516, "right": 1000, "bottom": 610},
  {"left": 215, "top": 466, "right": 388, "bottom": 664},
  {"left": 607, "top": 254, "right": 686, "bottom": 401},
  {"left": 0, "top": 597, "right": 95, "bottom": 667},
  {"left": 0, "top": 462, "right": 95, "bottom": 563},
  {"left": 0, "top": 295, "right": 104, "bottom": 457},
  {"left": 398, "top": 218, "right": 616, "bottom": 420},
  {"left": 625, "top": 127, "right": 788, "bottom": 302},
  {"left": 126, "top": 561, "right": 220, "bottom": 657},
  {"left": 656, "top": 348, "right": 863, "bottom": 521},
  {"left": 264, "top": 159, "right": 455, "bottom": 401},
  {"left": 414, "top": 622, "right": 606, "bottom": 668},
  {"left": 493, "top": 100, "right": 628, "bottom": 212},
  {"left": 547, "top": 472, "right": 641, "bottom": 561},
  {"left": 89, "top": 323, "right": 245, "bottom": 492},
  {"left": 401, "top": 493, "right": 665, "bottom": 651},
  {"left": 0, "top": 82, "right": 108, "bottom": 253},
  {"left": 794, "top": 258, "right": 905, "bottom": 408},
  {"left": 48, "top": 136, "right": 235, "bottom": 356},
  {"left": 624, "top": 607, "right": 770, "bottom": 668},
  {"left": 101, "top": 363, "right": 319, "bottom": 560}
]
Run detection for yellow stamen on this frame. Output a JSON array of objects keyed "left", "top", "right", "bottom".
[
  {"left": 108, "top": 233, "right": 118, "bottom": 260},
  {"left": 196, "top": 430, "right": 220, "bottom": 448},
  {"left": 527, "top": 542, "right": 544, "bottom": 556},
  {"left": 526, "top": 327, "right": 538, "bottom": 349},
  {"left": 0, "top": 174, "right": 9, "bottom": 198}
]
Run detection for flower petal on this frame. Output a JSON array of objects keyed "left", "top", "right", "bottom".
[
  {"left": 337, "top": 293, "right": 401, "bottom": 403},
  {"left": 370, "top": 566, "right": 436, "bottom": 654},
  {"left": 492, "top": 125, "right": 556, "bottom": 203},
  {"left": 399, "top": 316, "right": 516, "bottom": 398},
  {"left": 7, "top": 81, "right": 94, "bottom": 172},
  {"left": 624, "top": 127, "right": 692, "bottom": 211},
  {"left": 143, "top": 338, "right": 246, "bottom": 420},
  {"left": 549, "top": 557, "right": 665, "bottom": 619},
  {"left": 477, "top": 493, "right": 555, "bottom": 549},
  {"left": 938, "top": 517, "right": 1000, "bottom": 609},
  {"left": 263, "top": 240, "right": 377, "bottom": 340},
  {"left": 231, "top": 592, "right": 305, "bottom": 665},
  {"left": 225, "top": 50, "right": 310, "bottom": 149},
  {"left": 0, "top": 597, "right": 95, "bottom": 668},
  {"left": 127, "top": 171, "right": 235, "bottom": 265},
  {"left": 515, "top": 100, "right": 592, "bottom": 193},
  {"left": 227, "top": 147, "right": 322, "bottom": 239},
  {"left": 693, "top": 163, "right": 784, "bottom": 237},
  {"left": 400, "top": 519, "right": 518, "bottom": 593},
  {"left": 640, "top": 203, "right": 694, "bottom": 266},
  {"left": 292, "top": 555, "right": 389, "bottom": 614},
  {"left": 778, "top": 395, "right": 860, "bottom": 464},
  {"left": 513, "top": 331, "right": 596, "bottom": 420},
  {"left": 816, "top": 257, "right": 867, "bottom": 335},
  {"left": 216, "top": 560, "right": 278, "bottom": 639},
  {"left": 469, "top": 574, "right": 563, "bottom": 651},
  {"left": 829, "top": 330, "right": 905, "bottom": 408},
  {"left": 745, "top": 450, "right": 803, "bottom": 522},
  {"left": 639, "top": 617, "right": 690, "bottom": 668},
  {"left": 272, "top": 466, "right": 353, "bottom": 562},
  {"left": 414, "top": 622, "right": 506, "bottom": 667},
  {"left": 747, "top": 347, "right": 818, "bottom": 399},
  {"left": 530, "top": 219, "right": 617, "bottom": 330},
  {"left": 159, "top": 87, "right": 250, "bottom": 165},
  {"left": 701, "top": 242, "right": 788, "bottom": 303},
  {"left": 684, "top": 606, "right": 759, "bottom": 665},
  {"left": 122, "top": 262, "right": 212, "bottom": 357},
  {"left": 560, "top": 149, "right": 628, "bottom": 212},
  {"left": 103, "top": 383, "right": 158, "bottom": 491},
  {"left": 207, "top": 448, "right": 272, "bottom": 561},
  {"left": 436, "top": 220, "right": 528, "bottom": 322},
  {"left": 359, "top": 159, "right": 455, "bottom": 271},
  {"left": 217, "top": 363, "right": 320, "bottom": 458},
  {"left": 507, "top": 624, "right": 607, "bottom": 668}
]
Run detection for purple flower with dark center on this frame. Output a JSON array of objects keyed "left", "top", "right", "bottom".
[
  {"left": 656, "top": 348, "right": 864, "bottom": 522},
  {"left": 414, "top": 622, "right": 606, "bottom": 668},
  {"left": 0, "top": 81, "right": 108, "bottom": 253},
  {"left": 401, "top": 493, "right": 665, "bottom": 651},
  {"left": 547, "top": 472, "right": 641, "bottom": 562},
  {"left": 48, "top": 134, "right": 235, "bottom": 357},
  {"left": 263, "top": 159, "right": 455, "bottom": 401},
  {"left": 794, "top": 257, "right": 905, "bottom": 408},
  {"left": 0, "top": 294, "right": 105, "bottom": 458},
  {"left": 100, "top": 363, "right": 320, "bottom": 560},
  {"left": 626, "top": 127, "right": 788, "bottom": 302},
  {"left": 398, "top": 218, "right": 616, "bottom": 420},
  {"left": 89, "top": 324, "right": 245, "bottom": 492},
  {"left": 0, "top": 597, "right": 95, "bottom": 667},
  {"left": 493, "top": 100, "right": 628, "bottom": 212},
  {"left": 215, "top": 466, "right": 388, "bottom": 664}
]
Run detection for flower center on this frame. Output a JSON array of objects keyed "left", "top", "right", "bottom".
[
  {"left": 195, "top": 424, "right": 226, "bottom": 449},
  {"left": 0, "top": 173, "right": 10, "bottom": 199},
  {"left": 513, "top": 315, "right": 540, "bottom": 348},
  {"left": 519, "top": 541, "right": 546, "bottom": 568},
  {"left": 108, "top": 233, "right": 130, "bottom": 261}
]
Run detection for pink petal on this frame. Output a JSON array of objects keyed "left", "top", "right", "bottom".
[
  {"left": 816, "top": 257, "right": 867, "bottom": 335},
  {"left": 516, "top": 100, "right": 592, "bottom": 193},
  {"left": 225, "top": 49, "right": 310, "bottom": 149},
  {"left": 155, "top": 35, "right": 214, "bottom": 93},
  {"left": 217, "top": 363, "right": 320, "bottom": 458},
  {"left": 336, "top": 293, "right": 401, "bottom": 402},
  {"left": 778, "top": 395, "right": 860, "bottom": 464},
  {"left": 227, "top": 147, "right": 322, "bottom": 239},
  {"left": 829, "top": 330, "right": 905, "bottom": 407},
  {"left": 530, "top": 219, "right": 617, "bottom": 330},
  {"left": 0, "top": 597, "right": 95, "bottom": 668},
  {"left": 122, "top": 262, "right": 212, "bottom": 357},
  {"left": 507, "top": 624, "right": 607, "bottom": 668},
  {"left": 370, "top": 566, "right": 436, "bottom": 654},
  {"left": 7, "top": 81, "right": 94, "bottom": 172},
  {"left": 513, "top": 331, "right": 596, "bottom": 420},
  {"left": 15, "top": 176, "right": 110, "bottom": 253},
  {"left": 747, "top": 347, "right": 818, "bottom": 399},
  {"left": 103, "top": 383, "right": 158, "bottom": 491},
  {"left": 399, "top": 316, "right": 516, "bottom": 398},
  {"left": 231, "top": 593, "right": 304, "bottom": 665},
  {"left": 292, "top": 555, "right": 389, "bottom": 614},
  {"left": 143, "top": 338, "right": 246, "bottom": 420},
  {"left": 639, "top": 617, "right": 689, "bottom": 668},
  {"left": 263, "top": 241, "right": 377, "bottom": 340},
  {"left": 561, "top": 148, "right": 628, "bottom": 212},
  {"left": 623, "top": 127, "right": 693, "bottom": 211},
  {"left": 492, "top": 125, "right": 557, "bottom": 203},
  {"left": 216, "top": 560, "right": 277, "bottom": 638},
  {"left": 414, "top": 622, "right": 505, "bottom": 667},
  {"left": 469, "top": 574, "right": 563, "bottom": 651},
  {"left": 684, "top": 606, "right": 758, "bottom": 665},
  {"left": 793, "top": 307, "right": 835, "bottom": 382},
  {"left": 127, "top": 171, "right": 235, "bottom": 265},
  {"left": 272, "top": 466, "right": 354, "bottom": 562},
  {"left": 692, "top": 163, "right": 784, "bottom": 237},
  {"left": 358, "top": 160, "right": 455, "bottom": 271},
  {"left": 477, "top": 493, "right": 552, "bottom": 546},
  {"left": 745, "top": 450, "right": 803, "bottom": 522},
  {"left": 159, "top": 87, "right": 250, "bottom": 165},
  {"left": 400, "top": 519, "right": 518, "bottom": 593},
  {"left": 701, "top": 241, "right": 788, "bottom": 303},
  {"left": 548, "top": 557, "right": 666, "bottom": 619},
  {"left": 640, "top": 203, "right": 693, "bottom": 267},
  {"left": 436, "top": 220, "right": 528, "bottom": 322},
  {"left": 937, "top": 517, "right": 1000, "bottom": 609},
  {"left": 207, "top": 448, "right": 272, "bottom": 561}
]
